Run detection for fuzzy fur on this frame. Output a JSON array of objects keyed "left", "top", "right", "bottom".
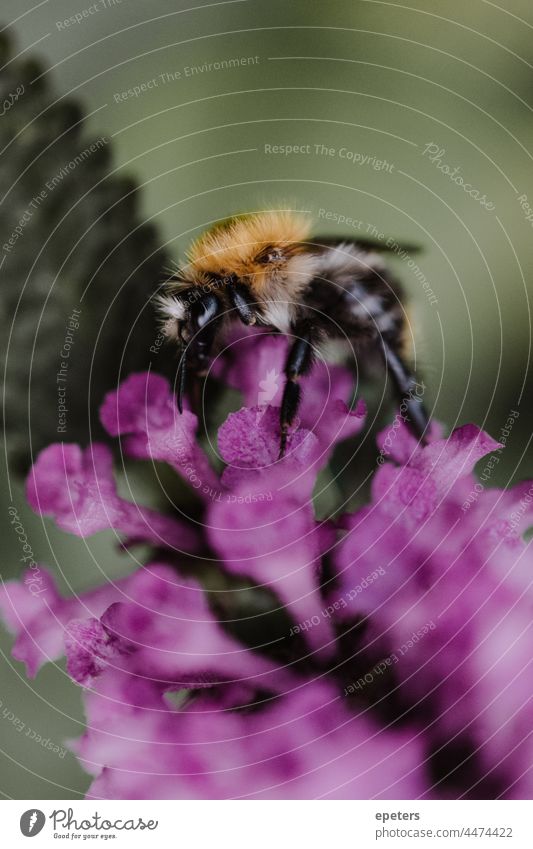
[
  {"left": 155, "top": 210, "right": 427, "bottom": 445},
  {"left": 186, "top": 211, "right": 312, "bottom": 283},
  {"left": 160, "top": 211, "right": 407, "bottom": 343}
]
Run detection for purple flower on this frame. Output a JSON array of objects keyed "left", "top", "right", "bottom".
[
  {"left": 26, "top": 442, "right": 200, "bottom": 552},
  {"left": 214, "top": 328, "right": 365, "bottom": 454},
  {"left": 64, "top": 565, "right": 295, "bottom": 693},
  {"left": 1, "top": 331, "right": 532, "bottom": 799},
  {"left": 0, "top": 565, "right": 150, "bottom": 677},
  {"left": 73, "top": 679, "right": 426, "bottom": 800},
  {"left": 334, "top": 420, "right": 533, "bottom": 798},
  {"left": 208, "top": 406, "right": 340, "bottom": 658},
  {"left": 100, "top": 372, "right": 219, "bottom": 497}
]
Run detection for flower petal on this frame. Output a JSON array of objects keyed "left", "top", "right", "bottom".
[
  {"left": 100, "top": 372, "right": 218, "bottom": 495},
  {"left": 65, "top": 569, "right": 295, "bottom": 694},
  {"left": 76, "top": 679, "right": 428, "bottom": 800},
  {"left": 26, "top": 443, "right": 200, "bottom": 551}
]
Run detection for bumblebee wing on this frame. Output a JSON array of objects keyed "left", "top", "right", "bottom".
[{"left": 308, "top": 236, "right": 423, "bottom": 254}]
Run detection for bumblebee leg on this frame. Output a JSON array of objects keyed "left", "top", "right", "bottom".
[
  {"left": 176, "top": 341, "right": 188, "bottom": 414},
  {"left": 382, "top": 341, "right": 430, "bottom": 442},
  {"left": 278, "top": 324, "right": 317, "bottom": 458},
  {"left": 227, "top": 279, "right": 258, "bottom": 325},
  {"left": 189, "top": 292, "right": 222, "bottom": 372},
  {"left": 177, "top": 292, "right": 222, "bottom": 414}
]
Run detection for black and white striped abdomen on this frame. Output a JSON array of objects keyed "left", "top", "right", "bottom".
[{"left": 306, "top": 242, "right": 405, "bottom": 346}]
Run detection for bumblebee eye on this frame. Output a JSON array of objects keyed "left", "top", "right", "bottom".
[{"left": 256, "top": 245, "right": 284, "bottom": 264}]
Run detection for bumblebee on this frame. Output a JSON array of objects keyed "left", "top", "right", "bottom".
[{"left": 156, "top": 210, "right": 429, "bottom": 456}]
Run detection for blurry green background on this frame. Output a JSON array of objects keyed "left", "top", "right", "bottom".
[{"left": 2, "top": 0, "right": 533, "bottom": 798}]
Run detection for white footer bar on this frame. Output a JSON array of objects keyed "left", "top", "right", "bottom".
[{"left": 4, "top": 800, "right": 532, "bottom": 848}]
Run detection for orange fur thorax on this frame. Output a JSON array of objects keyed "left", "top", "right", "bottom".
[{"left": 185, "top": 211, "right": 312, "bottom": 292}]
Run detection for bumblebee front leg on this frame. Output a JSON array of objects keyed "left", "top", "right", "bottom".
[
  {"left": 382, "top": 340, "right": 430, "bottom": 442},
  {"left": 176, "top": 340, "right": 188, "bottom": 414},
  {"left": 278, "top": 322, "right": 318, "bottom": 458},
  {"left": 177, "top": 291, "right": 222, "bottom": 414}
]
